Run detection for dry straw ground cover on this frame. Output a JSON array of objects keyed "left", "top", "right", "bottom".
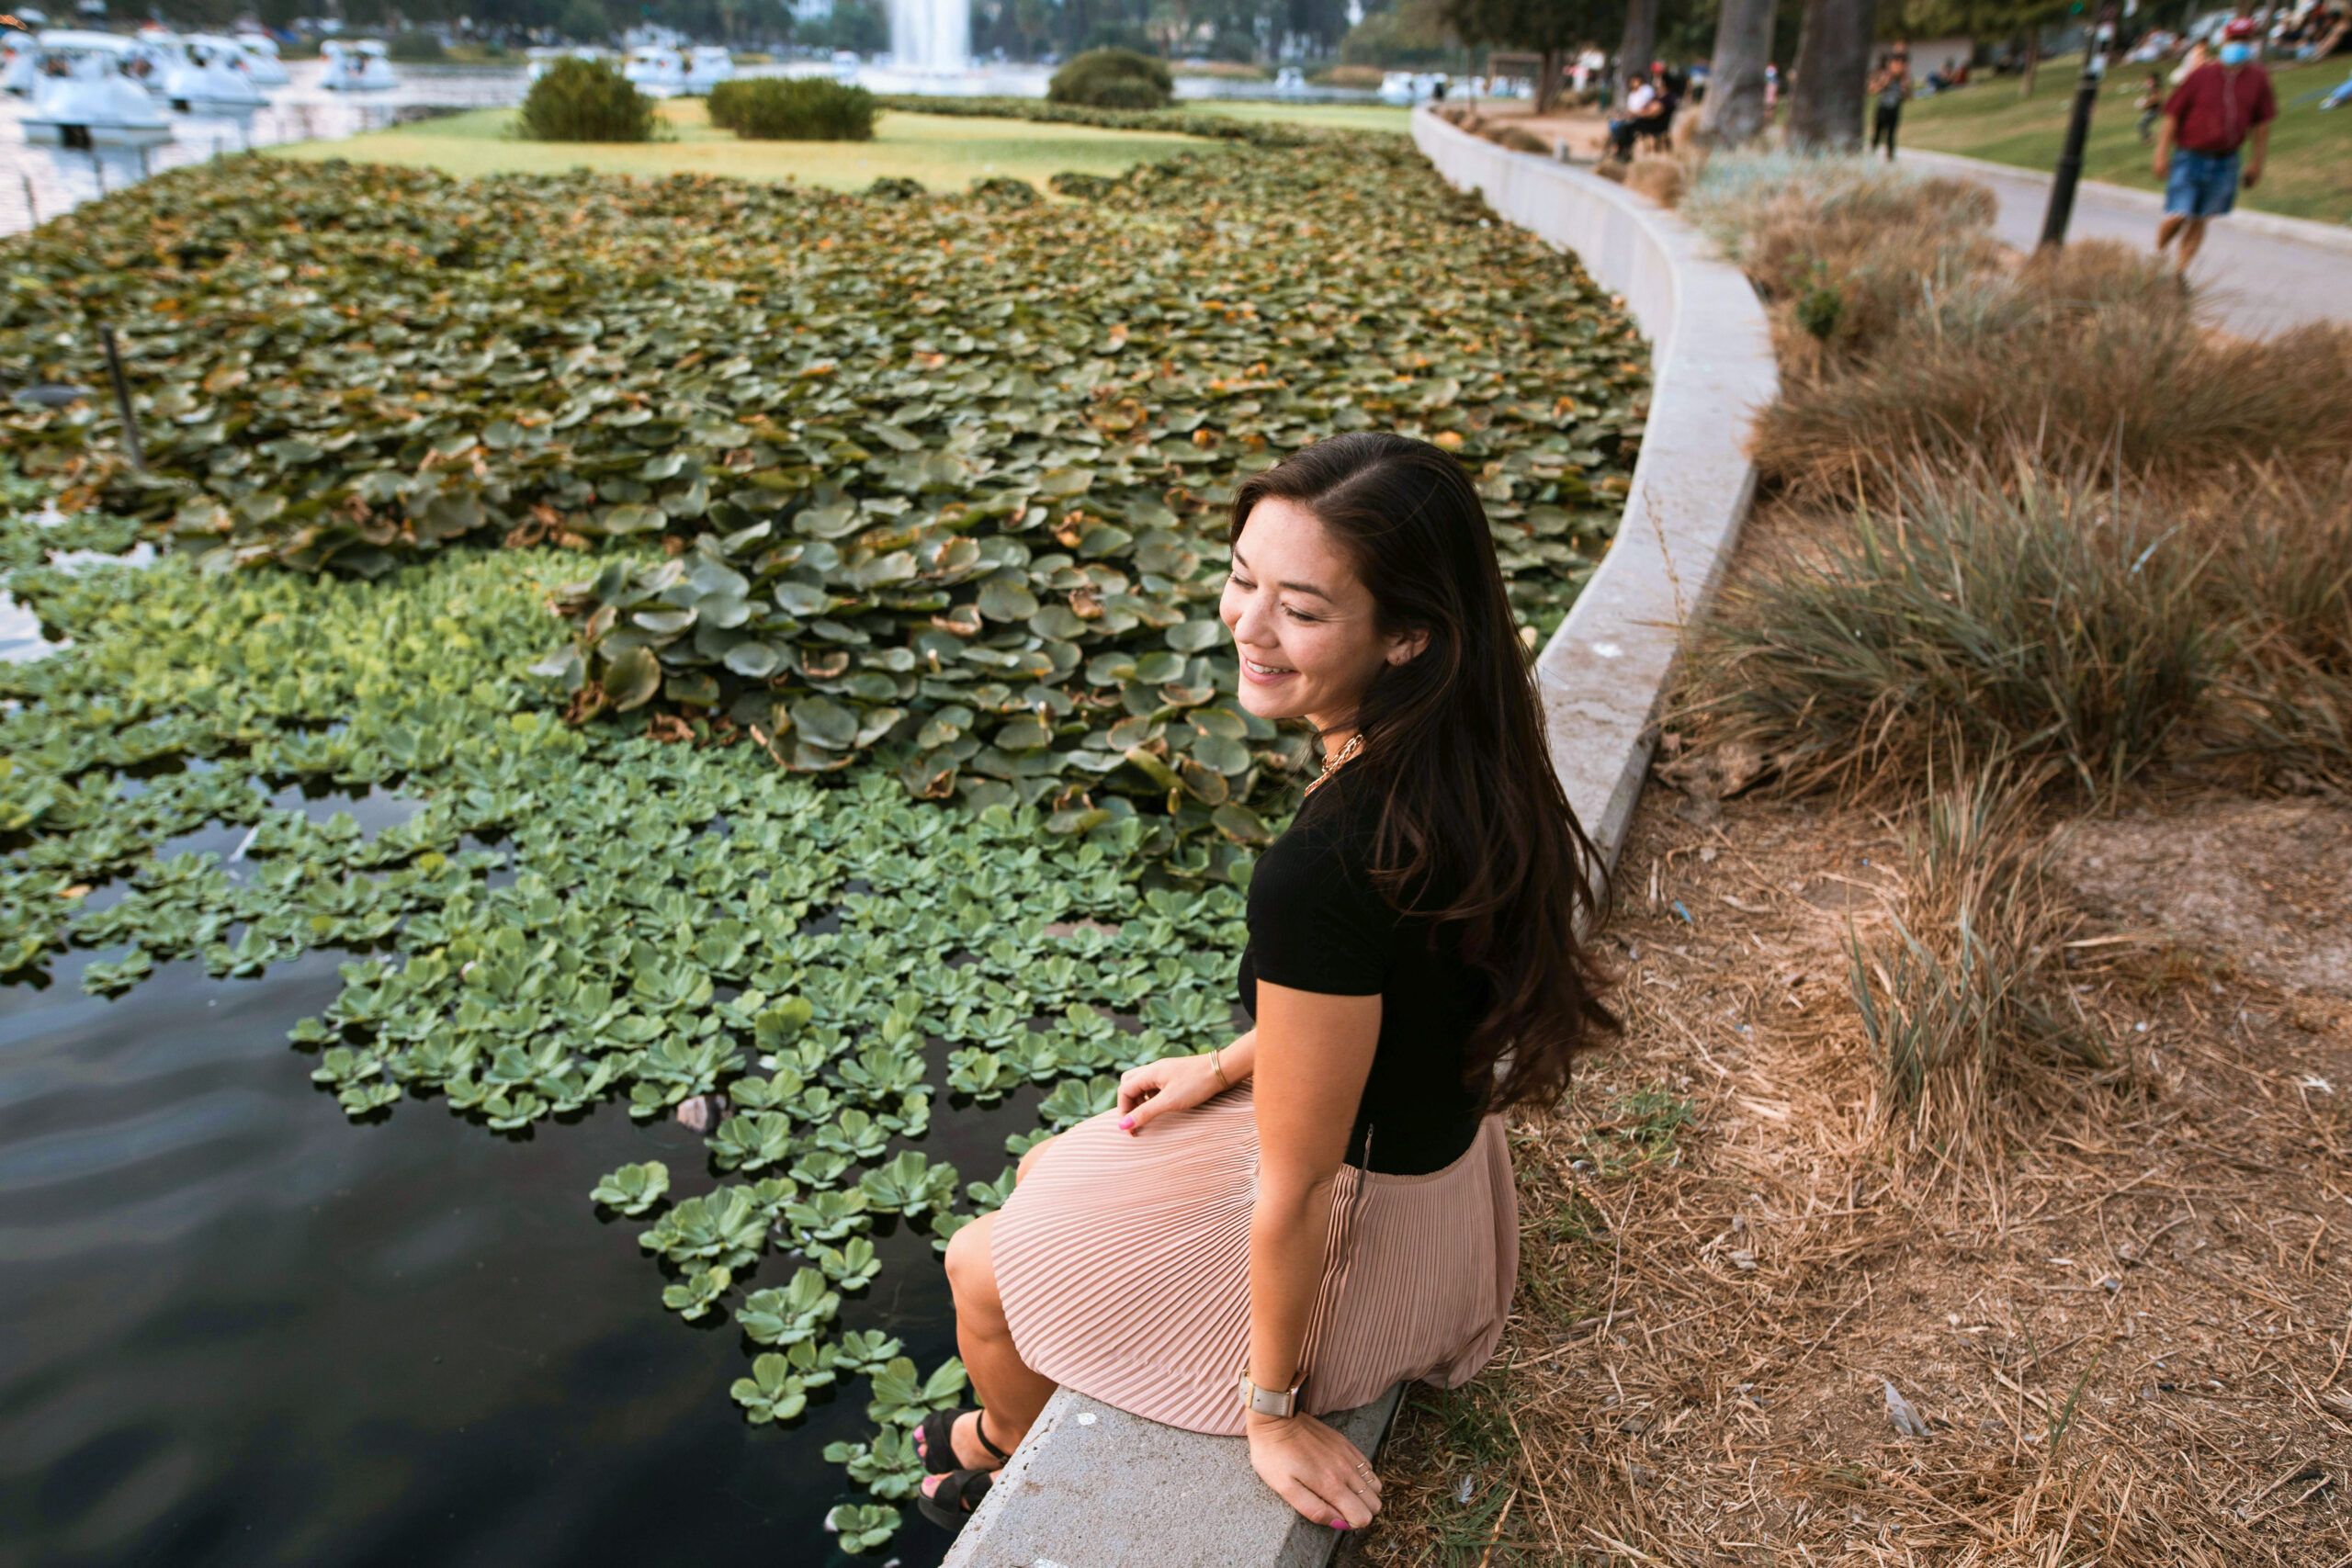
[
  {"left": 0, "top": 121, "right": 1646, "bottom": 1555},
  {"left": 1361, "top": 152, "right": 2352, "bottom": 1564},
  {"left": 1361, "top": 785, "right": 2352, "bottom": 1566}
]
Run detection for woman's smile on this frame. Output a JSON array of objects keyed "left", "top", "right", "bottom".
[{"left": 1219, "top": 495, "right": 1414, "bottom": 733}]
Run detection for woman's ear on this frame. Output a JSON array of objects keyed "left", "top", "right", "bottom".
[{"left": 1385, "top": 626, "right": 1431, "bottom": 667}]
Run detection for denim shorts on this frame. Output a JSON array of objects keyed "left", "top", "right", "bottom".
[{"left": 2165, "top": 148, "right": 2240, "bottom": 219}]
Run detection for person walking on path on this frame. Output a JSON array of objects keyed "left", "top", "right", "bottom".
[
  {"left": 1869, "top": 46, "right": 1912, "bottom": 160},
  {"left": 2154, "top": 17, "right": 2276, "bottom": 273},
  {"left": 2135, "top": 69, "right": 2166, "bottom": 142},
  {"left": 909, "top": 433, "right": 1618, "bottom": 1537}
]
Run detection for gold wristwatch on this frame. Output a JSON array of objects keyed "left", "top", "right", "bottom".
[{"left": 1238, "top": 1371, "right": 1305, "bottom": 1419}]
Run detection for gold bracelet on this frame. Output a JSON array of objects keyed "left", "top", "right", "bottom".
[{"left": 1208, "top": 1046, "right": 1232, "bottom": 1093}]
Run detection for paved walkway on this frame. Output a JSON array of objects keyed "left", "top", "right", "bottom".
[{"left": 1897, "top": 147, "right": 2352, "bottom": 339}]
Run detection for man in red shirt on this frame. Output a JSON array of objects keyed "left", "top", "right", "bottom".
[{"left": 2153, "top": 17, "right": 2277, "bottom": 273}]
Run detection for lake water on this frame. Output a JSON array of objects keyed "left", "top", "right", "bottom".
[
  {"left": 0, "top": 773, "right": 1052, "bottom": 1565},
  {"left": 0, "top": 57, "right": 1348, "bottom": 1557},
  {"left": 0, "top": 60, "right": 531, "bottom": 237}
]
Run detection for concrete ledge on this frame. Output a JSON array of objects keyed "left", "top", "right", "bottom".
[
  {"left": 941, "top": 1387, "right": 1401, "bottom": 1568},
  {"left": 1413, "top": 107, "right": 1780, "bottom": 865},
  {"left": 1897, "top": 144, "right": 2352, "bottom": 256},
  {"left": 944, "top": 112, "right": 1776, "bottom": 1568}
]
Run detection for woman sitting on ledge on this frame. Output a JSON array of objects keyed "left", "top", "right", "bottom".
[{"left": 916, "top": 432, "right": 1618, "bottom": 1535}]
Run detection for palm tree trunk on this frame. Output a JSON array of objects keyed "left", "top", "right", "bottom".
[
  {"left": 1786, "top": 0, "right": 1875, "bottom": 151},
  {"left": 1700, "top": 0, "right": 1775, "bottom": 145}
]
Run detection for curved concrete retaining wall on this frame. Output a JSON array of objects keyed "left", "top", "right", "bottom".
[
  {"left": 942, "top": 111, "right": 1777, "bottom": 1568},
  {"left": 1414, "top": 107, "right": 1779, "bottom": 866}
]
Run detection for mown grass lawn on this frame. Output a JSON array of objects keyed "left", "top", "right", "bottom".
[
  {"left": 1184, "top": 99, "right": 1415, "bottom": 134},
  {"left": 1902, "top": 52, "right": 2352, "bottom": 223},
  {"left": 269, "top": 96, "right": 1203, "bottom": 192}
]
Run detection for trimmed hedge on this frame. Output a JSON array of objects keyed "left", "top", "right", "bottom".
[
  {"left": 1046, "top": 48, "right": 1174, "bottom": 109},
  {"left": 516, "top": 58, "right": 661, "bottom": 142},
  {"left": 707, "top": 76, "right": 877, "bottom": 141}
]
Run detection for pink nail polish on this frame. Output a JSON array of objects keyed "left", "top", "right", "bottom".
[
  {"left": 1332, "top": 1518, "right": 1351, "bottom": 1530},
  {"left": 1118, "top": 1116, "right": 1135, "bottom": 1131}
]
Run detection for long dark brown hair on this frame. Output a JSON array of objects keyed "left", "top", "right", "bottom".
[{"left": 1230, "top": 431, "right": 1617, "bottom": 1110}]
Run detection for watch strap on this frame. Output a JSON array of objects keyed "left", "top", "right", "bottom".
[{"left": 1238, "top": 1371, "right": 1304, "bottom": 1418}]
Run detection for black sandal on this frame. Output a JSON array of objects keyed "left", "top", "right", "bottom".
[
  {"left": 916, "top": 1407, "right": 1010, "bottom": 1476},
  {"left": 917, "top": 1465, "right": 994, "bottom": 1529}
]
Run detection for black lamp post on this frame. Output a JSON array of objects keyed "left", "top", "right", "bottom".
[{"left": 2039, "top": 3, "right": 2119, "bottom": 248}]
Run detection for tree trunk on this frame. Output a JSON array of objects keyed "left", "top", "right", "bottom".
[
  {"left": 1700, "top": 0, "right": 1775, "bottom": 146},
  {"left": 1786, "top": 0, "right": 1875, "bottom": 151},
  {"left": 1617, "top": 0, "right": 1658, "bottom": 85},
  {"left": 2019, "top": 37, "right": 2040, "bottom": 96},
  {"left": 1536, "top": 46, "right": 1562, "bottom": 113}
]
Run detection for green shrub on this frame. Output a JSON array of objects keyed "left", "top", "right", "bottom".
[
  {"left": 1047, "top": 48, "right": 1174, "bottom": 109},
  {"left": 387, "top": 30, "right": 447, "bottom": 62},
  {"left": 707, "top": 76, "right": 876, "bottom": 141},
  {"left": 516, "top": 57, "right": 661, "bottom": 142},
  {"left": 967, "top": 175, "right": 1037, "bottom": 205}
]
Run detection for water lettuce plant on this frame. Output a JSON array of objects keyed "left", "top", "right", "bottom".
[{"left": 0, "top": 116, "right": 1644, "bottom": 1554}]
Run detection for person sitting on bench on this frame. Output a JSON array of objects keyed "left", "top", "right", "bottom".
[{"left": 1606, "top": 73, "right": 1663, "bottom": 158}]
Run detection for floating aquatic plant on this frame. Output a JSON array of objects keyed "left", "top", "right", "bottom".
[{"left": 0, "top": 113, "right": 1645, "bottom": 1555}]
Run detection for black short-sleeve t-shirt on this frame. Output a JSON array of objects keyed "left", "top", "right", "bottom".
[{"left": 1237, "top": 770, "right": 1491, "bottom": 1176}]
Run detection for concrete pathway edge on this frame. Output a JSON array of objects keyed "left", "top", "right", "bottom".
[
  {"left": 939, "top": 111, "right": 1777, "bottom": 1568},
  {"left": 1898, "top": 144, "right": 2352, "bottom": 256}
]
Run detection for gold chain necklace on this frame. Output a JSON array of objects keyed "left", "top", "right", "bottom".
[{"left": 1303, "top": 731, "right": 1364, "bottom": 799}]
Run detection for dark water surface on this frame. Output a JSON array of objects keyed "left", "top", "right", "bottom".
[{"left": 0, "top": 926, "right": 1019, "bottom": 1568}]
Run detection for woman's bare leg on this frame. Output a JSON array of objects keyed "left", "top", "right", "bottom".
[{"left": 925, "top": 1135, "right": 1062, "bottom": 1483}]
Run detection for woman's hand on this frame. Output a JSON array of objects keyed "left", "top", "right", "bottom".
[
  {"left": 1114, "top": 1050, "right": 1229, "bottom": 1135},
  {"left": 1245, "top": 1411, "right": 1382, "bottom": 1530}
]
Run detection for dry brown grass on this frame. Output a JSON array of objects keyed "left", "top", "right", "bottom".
[
  {"left": 1756, "top": 246, "right": 2352, "bottom": 502},
  {"left": 1683, "top": 152, "right": 2004, "bottom": 375},
  {"left": 1352, "top": 786, "right": 2352, "bottom": 1567},
  {"left": 2201, "top": 466, "right": 2352, "bottom": 790},
  {"left": 1622, "top": 152, "right": 1688, "bottom": 208},
  {"left": 1486, "top": 123, "right": 1552, "bottom": 156},
  {"left": 1668, "top": 458, "right": 2352, "bottom": 805},
  {"left": 1357, "top": 145, "right": 2352, "bottom": 1568},
  {"left": 1680, "top": 152, "right": 2352, "bottom": 502}
]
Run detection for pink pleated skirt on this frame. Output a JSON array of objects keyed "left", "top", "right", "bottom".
[{"left": 989, "top": 1082, "right": 1518, "bottom": 1436}]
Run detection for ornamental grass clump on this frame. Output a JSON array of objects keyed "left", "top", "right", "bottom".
[
  {"left": 516, "top": 56, "right": 661, "bottom": 142},
  {"left": 1676, "top": 455, "right": 2214, "bottom": 799},
  {"left": 707, "top": 76, "right": 876, "bottom": 141},
  {"left": 1686, "top": 152, "right": 2352, "bottom": 502},
  {"left": 1682, "top": 148, "right": 2002, "bottom": 373},
  {"left": 1847, "top": 767, "right": 2100, "bottom": 1176},
  {"left": 1756, "top": 243, "right": 2352, "bottom": 502},
  {"left": 2194, "top": 465, "right": 2352, "bottom": 786},
  {"left": 1046, "top": 48, "right": 1173, "bottom": 108}
]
